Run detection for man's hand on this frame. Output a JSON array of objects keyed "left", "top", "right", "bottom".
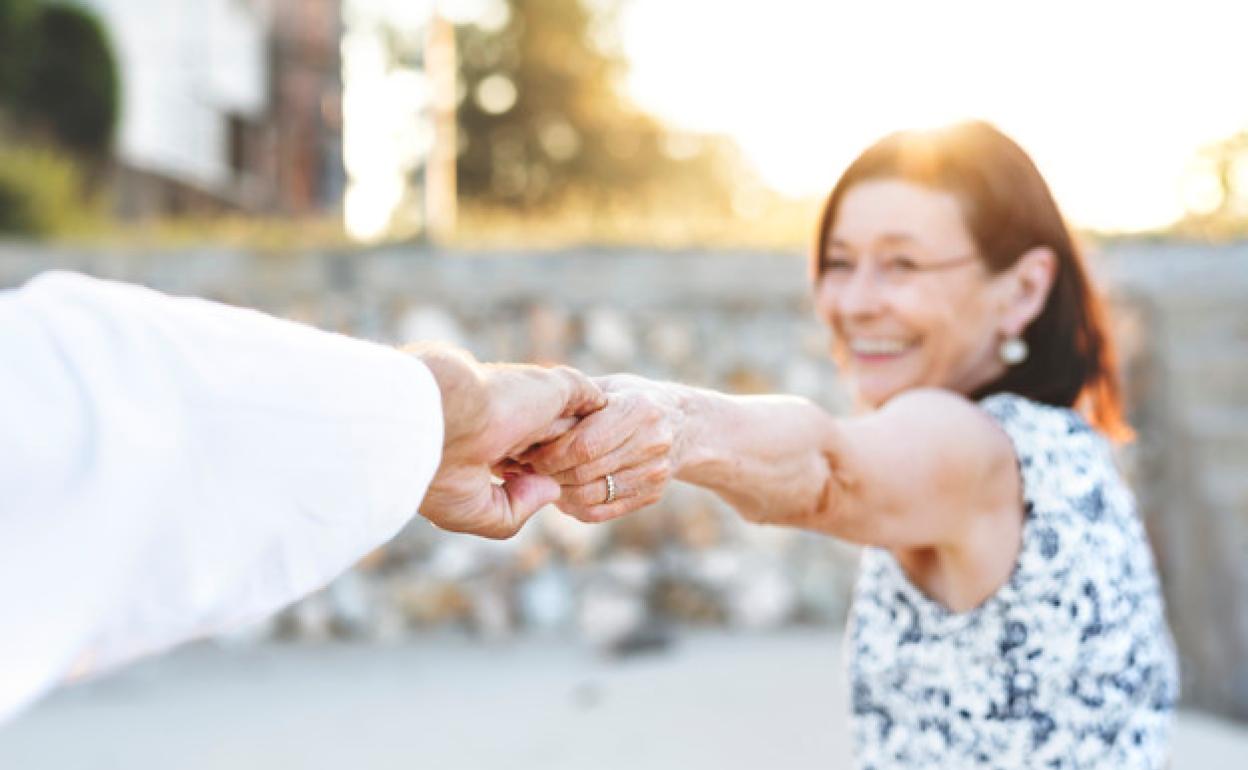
[{"left": 407, "top": 344, "right": 606, "bottom": 539}]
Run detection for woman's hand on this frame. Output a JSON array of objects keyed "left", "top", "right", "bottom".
[{"left": 517, "top": 374, "right": 687, "bottom": 522}]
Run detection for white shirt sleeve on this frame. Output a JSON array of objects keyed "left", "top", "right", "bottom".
[{"left": 0, "top": 271, "right": 444, "bottom": 720}]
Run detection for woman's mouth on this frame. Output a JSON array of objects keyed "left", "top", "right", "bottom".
[{"left": 847, "top": 337, "right": 917, "bottom": 362}]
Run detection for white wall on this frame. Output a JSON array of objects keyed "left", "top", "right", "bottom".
[{"left": 78, "top": 0, "right": 270, "bottom": 190}]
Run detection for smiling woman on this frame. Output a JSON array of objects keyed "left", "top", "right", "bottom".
[
  {"left": 813, "top": 122, "right": 1131, "bottom": 441},
  {"left": 523, "top": 120, "right": 1180, "bottom": 769}
]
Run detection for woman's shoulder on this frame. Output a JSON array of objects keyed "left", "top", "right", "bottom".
[
  {"left": 977, "top": 391, "right": 1092, "bottom": 434},
  {"left": 976, "top": 391, "right": 1124, "bottom": 513},
  {"left": 976, "top": 392, "right": 1104, "bottom": 459},
  {"left": 883, "top": 389, "right": 1096, "bottom": 470}
]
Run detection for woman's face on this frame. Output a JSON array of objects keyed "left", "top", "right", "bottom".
[{"left": 814, "top": 178, "right": 1011, "bottom": 409}]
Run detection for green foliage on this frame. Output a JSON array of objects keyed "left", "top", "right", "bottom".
[
  {"left": 14, "top": 4, "right": 121, "bottom": 155},
  {"left": 0, "top": 0, "right": 39, "bottom": 105},
  {"left": 0, "top": 142, "right": 103, "bottom": 236},
  {"left": 449, "top": 0, "right": 741, "bottom": 212}
]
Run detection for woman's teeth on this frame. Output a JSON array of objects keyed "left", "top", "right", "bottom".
[{"left": 849, "top": 338, "right": 913, "bottom": 355}]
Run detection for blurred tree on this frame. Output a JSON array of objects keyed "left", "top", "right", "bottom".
[
  {"left": 456, "top": 0, "right": 741, "bottom": 210},
  {"left": 1172, "top": 129, "right": 1248, "bottom": 238},
  {"left": 12, "top": 3, "right": 120, "bottom": 156},
  {"left": 379, "top": 0, "right": 745, "bottom": 214},
  {"left": 0, "top": 2, "right": 115, "bottom": 235},
  {"left": 0, "top": 141, "right": 99, "bottom": 235},
  {"left": 0, "top": 0, "right": 39, "bottom": 112}
]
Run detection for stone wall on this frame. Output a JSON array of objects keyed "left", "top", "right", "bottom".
[
  {"left": 1, "top": 241, "right": 1245, "bottom": 717},
  {"left": 1098, "top": 244, "right": 1248, "bottom": 719}
]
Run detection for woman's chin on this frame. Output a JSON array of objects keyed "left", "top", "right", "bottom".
[{"left": 848, "top": 376, "right": 913, "bottom": 410}]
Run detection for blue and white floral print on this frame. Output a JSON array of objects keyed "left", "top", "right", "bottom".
[{"left": 847, "top": 393, "right": 1178, "bottom": 769}]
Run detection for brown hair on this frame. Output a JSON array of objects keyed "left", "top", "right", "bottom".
[{"left": 813, "top": 121, "right": 1132, "bottom": 442}]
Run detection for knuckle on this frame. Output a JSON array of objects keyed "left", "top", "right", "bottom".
[
  {"left": 656, "top": 428, "right": 674, "bottom": 453},
  {"left": 644, "top": 463, "right": 671, "bottom": 485},
  {"left": 643, "top": 404, "right": 662, "bottom": 426},
  {"left": 571, "top": 436, "right": 599, "bottom": 465}
]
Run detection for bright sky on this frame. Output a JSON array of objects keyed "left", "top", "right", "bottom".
[
  {"left": 343, "top": 0, "right": 1248, "bottom": 238},
  {"left": 619, "top": 0, "right": 1248, "bottom": 232}
]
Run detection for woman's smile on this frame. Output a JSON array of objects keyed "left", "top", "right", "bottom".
[{"left": 846, "top": 336, "right": 919, "bottom": 362}]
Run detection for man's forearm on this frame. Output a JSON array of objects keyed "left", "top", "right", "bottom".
[{"left": 0, "top": 272, "right": 444, "bottom": 720}]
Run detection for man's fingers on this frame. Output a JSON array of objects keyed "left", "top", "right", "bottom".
[
  {"left": 558, "top": 366, "right": 607, "bottom": 417},
  {"left": 493, "top": 457, "right": 530, "bottom": 479},
  {"left": 465, "top": 474, "right": 557, "bottom": 539},
  {"left": 500, "top": 473, "right": 560, "bottom": 524},
  {"left": 591, "top": 374, "right": 630, "bottom": 393},
  {"left": 512, "top": 415, "right": 579, "bottom": 456}
]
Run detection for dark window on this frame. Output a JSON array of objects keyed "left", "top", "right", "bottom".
[{"left": 227, "top": 114, "right": 248, "bottom": 177}]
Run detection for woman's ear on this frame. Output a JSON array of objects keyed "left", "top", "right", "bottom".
[{"left": 999, "top": 246, "right": 1057, "bottom": 336}]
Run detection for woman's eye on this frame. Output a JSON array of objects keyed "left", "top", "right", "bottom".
[
  {"left": 823, "top": 257, "right": 855, "bottom": 272},
  {"left": 885, "top": 256, "right": 918, "bottom": 272}
]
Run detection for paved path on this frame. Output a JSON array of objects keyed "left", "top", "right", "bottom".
[{"left": 2, "top": 631, "right": 1245, "bottom": 769}]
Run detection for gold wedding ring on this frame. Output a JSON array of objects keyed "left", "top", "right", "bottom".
[{"left": 603, "top": 473, "right": 618, "bottom": 504}]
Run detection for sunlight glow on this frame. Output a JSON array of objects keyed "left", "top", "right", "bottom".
[
  {"left": 620, "top": 0, "right": 1248, "bottom": 233},
  {"left": 343, "top": 0, "right": 1248, "bottom": 237}
]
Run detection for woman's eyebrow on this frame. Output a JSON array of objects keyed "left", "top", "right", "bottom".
[
  {"left": 875, "top": 232, "right": 919, "bottom": 245},
  {"left": 828, "top": 232, "right": 919, "bottom": 250}
]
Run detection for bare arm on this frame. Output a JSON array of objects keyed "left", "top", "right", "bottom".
[
  {"left": 678, "top": 385, "right": 1020, "bottom": 549},
  {"left": 525, "top": 377, "right": 1020, "bottom": 552}
]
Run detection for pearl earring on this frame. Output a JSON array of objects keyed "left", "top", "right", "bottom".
[{"left": 999, "top": 337, "right": 1029, "bottom": 366}]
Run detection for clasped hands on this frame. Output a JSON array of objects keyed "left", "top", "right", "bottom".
[{"left": 411, "top": 344, "right": 683, "bottom": 539}]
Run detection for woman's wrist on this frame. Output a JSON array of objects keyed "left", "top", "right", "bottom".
[{"left": 665, "top": 383, "right": 725, "bottom": 484}]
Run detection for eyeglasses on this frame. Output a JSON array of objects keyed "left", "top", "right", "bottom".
[{"left": 817, "top": 250, "right": 980, "bottom": 289}]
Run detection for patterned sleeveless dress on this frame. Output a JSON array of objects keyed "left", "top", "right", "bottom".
[{"left": 846, "top": 393, "right": 1179, "bottom": 769}]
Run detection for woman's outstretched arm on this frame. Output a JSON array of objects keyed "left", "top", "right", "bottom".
[{"left": 522, "top": 375, "right": 1021, "bottom": 553}]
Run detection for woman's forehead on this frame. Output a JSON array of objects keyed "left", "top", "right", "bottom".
[{"left": 831, "top": 179, "right": 973, "bottom": 249}]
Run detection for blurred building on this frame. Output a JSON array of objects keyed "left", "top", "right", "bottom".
[{"left": 79, "top": 0, "right": 344, "bottom": 218}]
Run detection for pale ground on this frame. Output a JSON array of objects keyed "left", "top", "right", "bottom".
[{"left": 2, "top": 631, "right": 1245, "bottom": 769}]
